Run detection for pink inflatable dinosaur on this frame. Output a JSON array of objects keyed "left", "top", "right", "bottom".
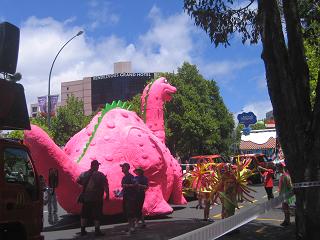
[{"left": 24, "top": 77, "right": 186, "bottom": 216}]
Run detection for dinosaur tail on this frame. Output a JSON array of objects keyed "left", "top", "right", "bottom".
[{"left": 24, "top": 124, "right": 82, "bottom": 213}]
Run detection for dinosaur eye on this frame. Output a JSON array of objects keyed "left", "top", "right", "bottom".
[{"left": 164, "top": 79, "right": 168, "bottom": 83}]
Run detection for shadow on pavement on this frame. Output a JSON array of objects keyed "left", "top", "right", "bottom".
[
  {"left": 44, "top": 213, "right": 126, "bottom": 232},
  {"left": 51, "top": 219, "right": 212, "bottom": 240},
  {"left": 44, "top": 213, "right": 173, "bottom": 232},
  {"left": 218, "top": 221, "right": 295, "bottom": 240}
]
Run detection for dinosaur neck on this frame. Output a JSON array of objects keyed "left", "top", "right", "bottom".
[{"left": 144, "top": 94, "right": 166, "bottom": 144}]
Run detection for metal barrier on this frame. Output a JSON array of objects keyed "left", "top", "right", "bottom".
[{"left": 170, "top": 193, "right": 291, "bottom": 240}]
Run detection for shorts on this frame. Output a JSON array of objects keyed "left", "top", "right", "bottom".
[
  {"left": 81, "top": 201, "right": 103, "bottom": 220},
  {"left": 135, "top": 194, "right": 145, "bottom": 219},
  {"left": 123, "top": 198, "right": 136, "bottom": 219}
]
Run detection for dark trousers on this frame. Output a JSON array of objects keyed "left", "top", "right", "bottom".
[
  {"left": 135, "top": 194, "right": 145, "bottom": 219},
  {"left": 81, "top": 201, "right": 103, "bottom": 221},
  {"left": 265, "top": 187, "right": 274, "bottom": 200}
]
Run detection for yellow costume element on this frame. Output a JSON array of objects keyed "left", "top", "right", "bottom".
[{"left": 182, "top": 157, "right": 256, "bottom": 216}]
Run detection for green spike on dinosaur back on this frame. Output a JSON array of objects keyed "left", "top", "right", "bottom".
[{"left": 77, "top": 100, "right": 130, "bottom": 163}]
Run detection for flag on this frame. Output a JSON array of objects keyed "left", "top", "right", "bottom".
[
  {"left": 37, "top": 96, "right": 47, "bottom": 114},
  {"left": 49, "top": 94, "right": 59, "bottom": 116}
]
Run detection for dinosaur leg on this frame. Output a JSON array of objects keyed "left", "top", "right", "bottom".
[
  {"left": 143, "top": 184, "right": 173, "bottom": 216},
  {"left": 171, "top": 172, "right": 187, "bottom": 205}
]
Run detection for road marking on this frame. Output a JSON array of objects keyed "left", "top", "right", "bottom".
[
  {"left": 256, "top": 218, "right": 283, "bottom": 222},
  {"left": 256, "top": 226, "right": 267, "bottom": 233},
  {"left": 252, "top": 200, "right": 258, "bottom": 203},
  {"left": 262, "top": 195, "right": 267, "bottom": 198},
  {"left": 239, "top": 205, "right": 244, "bottom": 208},
  {"left": 213, "top": 213, "right": 221, "bottom": 218}
]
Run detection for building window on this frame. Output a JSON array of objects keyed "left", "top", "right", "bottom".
[
  {"left": 67, "top": 87, "right": 69, "bottom": 90},
  {"left": 32, "top": 107, "right": 38, "bottom": 112}
]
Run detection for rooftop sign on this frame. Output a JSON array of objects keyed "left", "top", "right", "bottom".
[
  {"left": 237, "top": 112, "right": 257, "bottom": 127},
  {"left": 92, "top": 72, "right": 153, "bottom": 80}
]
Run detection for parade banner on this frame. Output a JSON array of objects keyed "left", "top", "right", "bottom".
[
  {"left": 49, "top": 94, "right": 59, "bottom": 115},
  {"left": 37, "top": 96, "right": 47, "bottom": 114}
]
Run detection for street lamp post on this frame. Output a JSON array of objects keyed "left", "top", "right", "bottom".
[{"left": 47, "top": 30, "right": 84, "bottom": 128}]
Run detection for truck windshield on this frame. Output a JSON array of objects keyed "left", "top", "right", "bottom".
[{"left": 4, "top": 147, "right": 38, "bottom": 200}]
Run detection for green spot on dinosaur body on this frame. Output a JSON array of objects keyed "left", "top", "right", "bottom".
[{"left": 77, "top": 100, "right": 131, "bottom": 163}]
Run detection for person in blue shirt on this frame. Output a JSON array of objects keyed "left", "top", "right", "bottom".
[
  {"left": 133, "top": 166, "right": 148, "bottom": 228},
  {"left": 121, "top": 163, "right": 137, "bottom": 235}
]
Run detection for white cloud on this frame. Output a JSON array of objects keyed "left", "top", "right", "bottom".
[
  {"left": 17, "top": 8, "right": 197, "bottom": 108},
  {"left": 235, "top": 100, "right": 273, "bottom": 120},
  {"left": 16, "top": 7, "right": 260, "bottom": 113},
  {"left": 199, "top": 59, "right": 256, "bottom": 78},
  {"left": 86, "top": 0, "right": 119, "bottom": 30},
  {"left": 254, "top": 74, "right": 267, "bottom": 89}
]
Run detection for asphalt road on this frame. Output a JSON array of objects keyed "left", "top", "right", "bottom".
[{"left": 42, "top": 183, "right": 295, "bottom": 240}]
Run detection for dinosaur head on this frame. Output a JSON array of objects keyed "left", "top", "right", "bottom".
[
  {"left": 141, "top": 77, "right": 177, "bottom": 114},
  {"left": 156, "top": 77, "right": 177, "bottom": 102}
]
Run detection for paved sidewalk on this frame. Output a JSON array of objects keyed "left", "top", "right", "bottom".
[
  {"left": 43, "top": 207, "right": 295, "bottom": 240},
  {"left": 43, "top": 186, "right": 295, "bottom": 240},
  {"left": 219, "top": 207, "right": 295, "bottom": 240}
]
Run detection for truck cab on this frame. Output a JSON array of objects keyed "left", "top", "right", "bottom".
[
  {"left": 0, "top": 138, "right": 44, "bottom": 240},
  {"left": 0, "top": 79, "right": 44, "bottom": 239}
]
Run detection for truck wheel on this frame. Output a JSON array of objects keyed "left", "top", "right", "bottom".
[{"left": 0, "top": 223, "right": 26, "bottom": 240}]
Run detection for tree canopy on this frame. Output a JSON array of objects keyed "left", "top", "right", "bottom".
[
  {"left": 128, "top": 62, "right": 235, "bottom": 160},
  {"left": 7, "top": 115, "right": 53, "bottom": 140},
  {"left": 183, "top": 0, "right": 320, "bottom": 238},
  {"left": 50, "top": 95, "right": 91, "bottom": 146}
]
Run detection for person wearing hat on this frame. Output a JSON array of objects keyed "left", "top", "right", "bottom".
[
  {"left": 77, "top": 160, "right": 109, "bottom": 236},
  {"left": 133, "top": 166, "right": 148, "bottom": 228},
  {"left": 277, "top": 162, "right": 294, "bottom": 227},
  {"left": 120, "top": 163, "right": 137, "bottom": 235}
]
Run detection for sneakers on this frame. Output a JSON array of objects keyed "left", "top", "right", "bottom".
[
  {"left": 202, "top": 218, "right": 215, "bottom": 222},
  {"left": 280, "top": 221, "right": 290, "bottom": 227},
  {"left": 95, "top": 230, "right": 105, "bottom": 237},
  {"left": 127, "top": 228, "right": 136, "bottom": 236}
]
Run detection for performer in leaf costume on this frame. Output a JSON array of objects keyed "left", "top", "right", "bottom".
[{"left": 184, "top": 157, "right": 256, "bottom": 219}]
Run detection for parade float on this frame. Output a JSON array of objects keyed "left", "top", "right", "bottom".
[
  {"left": 183, "top": 156, "right": 256, "bottom": 217},
  {"left": 24, "top": 77, "right": 187, "bottom": 216}
]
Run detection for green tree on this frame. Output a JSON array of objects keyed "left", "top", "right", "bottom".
[
  {"left": 129, "top": 93, "right": 142, "bottom": 116},
  {"left": 184, "top": 0, "right": 320, "bottom": 238},
  {"left": 299, "top": 0, "right": 320, "bottom": 106},
  {"left": 50, "top": 95, "right": 91, "bottom": 146},
  {"left": 168, "top": 63, "right": 234, "bottom": 159},
  {"left": 7, "top": 115, "right": 53, "bottom": 139},
  {"left": 305, "top": 40, "right": 319, "bottom": 106},
  {"left": 251, "top": 120, "right": 266, "bottom": 130},
  {"left": 128, "top": 63, "right": 235, "bottom": 159},
  {"left": 7, "top": 129, "right": 23, "bottom": 139}
]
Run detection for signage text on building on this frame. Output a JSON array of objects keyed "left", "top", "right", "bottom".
[{"left": 92, "top": 72, "right": 153, "bottom": 80}]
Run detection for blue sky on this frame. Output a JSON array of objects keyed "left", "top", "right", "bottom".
[{"left": 1, "top": 0, "right": 272, "bottom": 119}]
